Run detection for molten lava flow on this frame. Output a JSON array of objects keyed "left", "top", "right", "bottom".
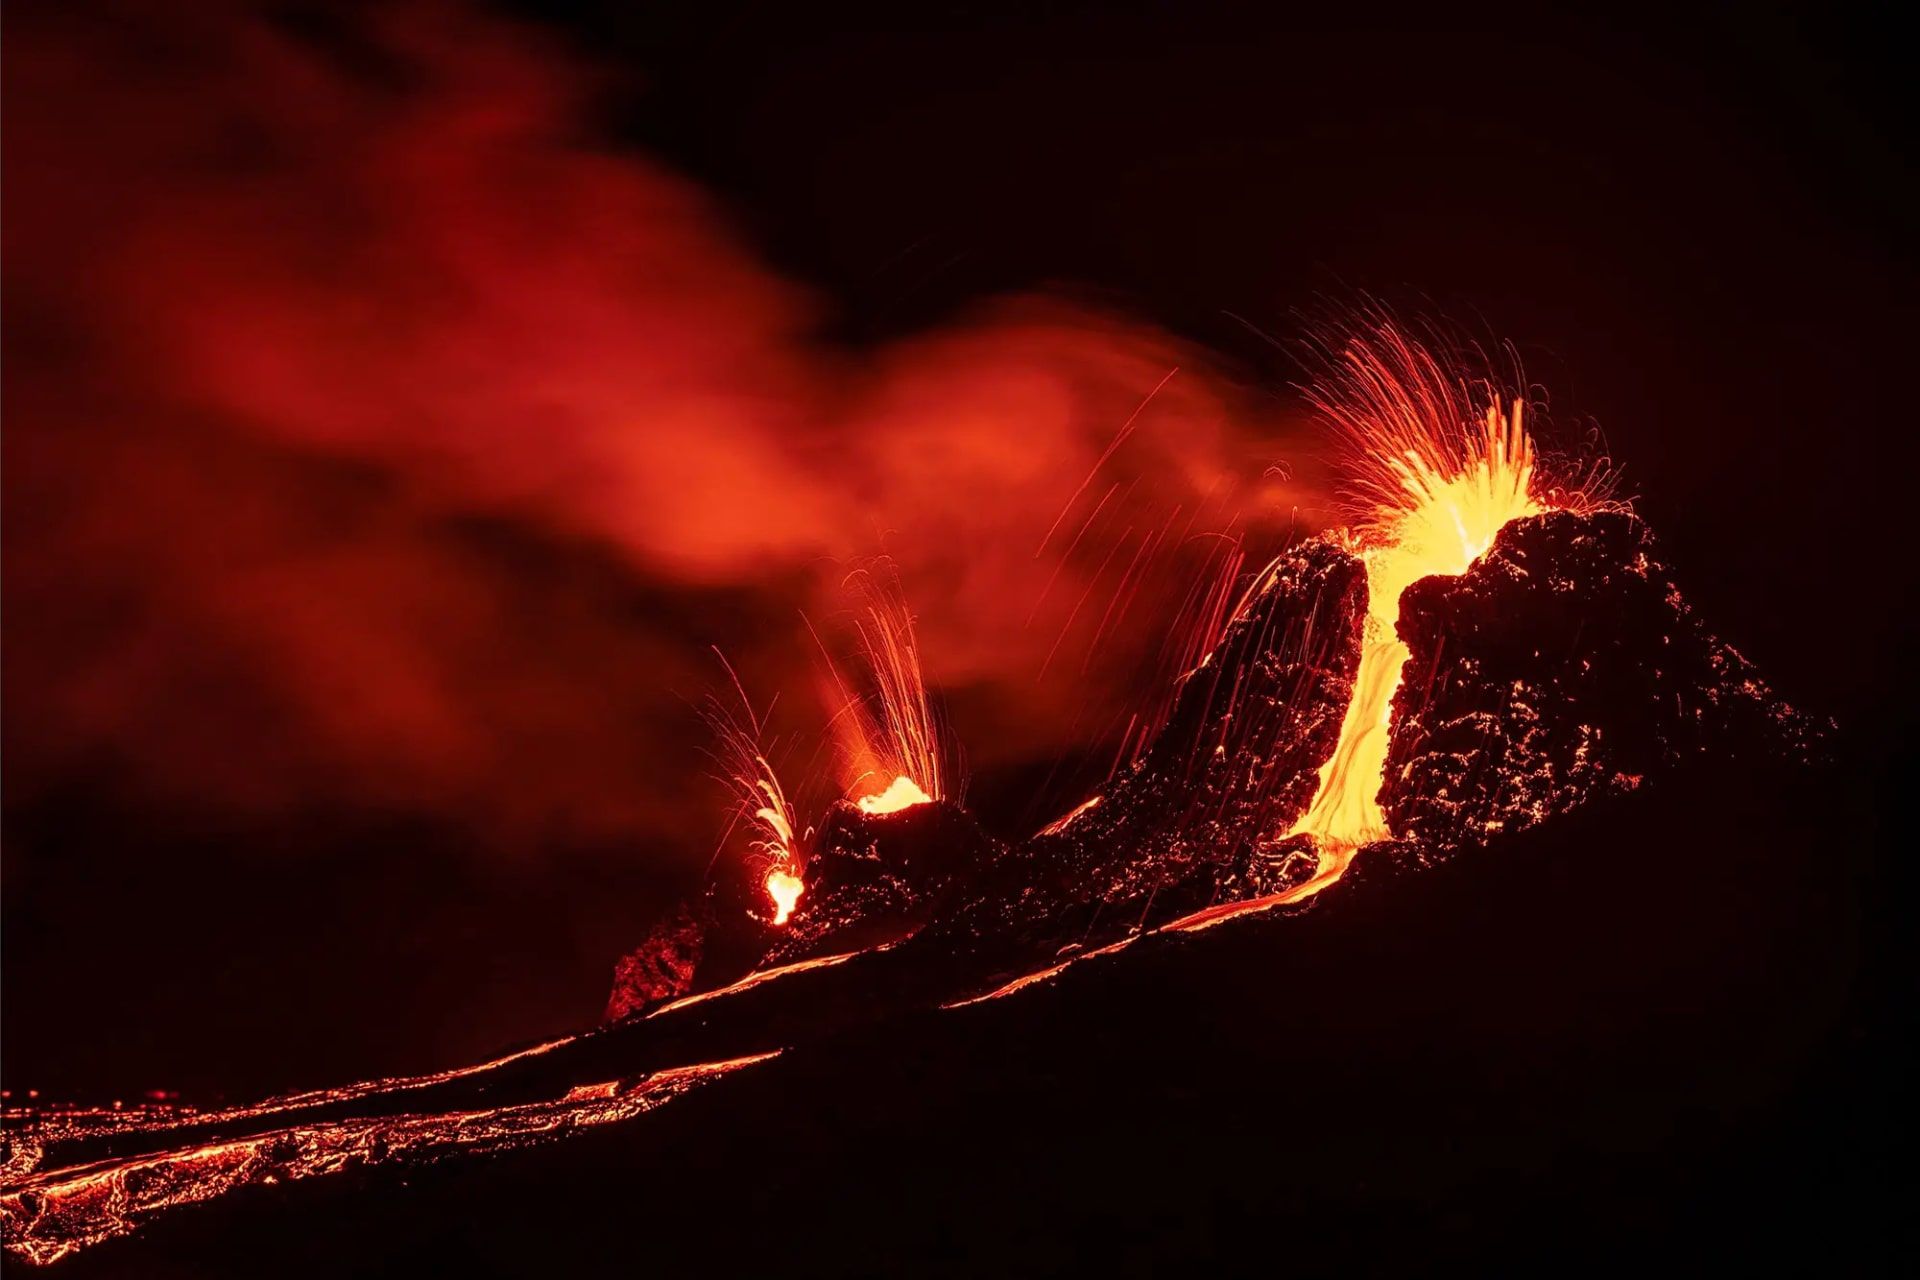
[
  {"left": 1037, "top": 794, "right": 1102, "bottom": 836},
  {"left": 644, "top": 947, "right": 871, "bottom": 1018},
  {"left": 855, "top": 774, "right": 934, "bottom": 815},
  {"left": 0, "top": 1054, "right": 782, "bottom": 1266},
  {"left": 1286, "top": 327, "right": 1555, "bottom": 862}
]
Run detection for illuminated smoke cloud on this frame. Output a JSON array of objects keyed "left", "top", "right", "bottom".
[{"left": 2, "top": 2, "right": 1324, "bottom": 863}]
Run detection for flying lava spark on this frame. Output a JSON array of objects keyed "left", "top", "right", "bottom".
[
  {"left": 711, "top": 317, "right": 1618, "bottom": 940},
  {"left": 834, "top": 565, "right": 949, "bottom": 815},
  {"left": 701, "top": 656, "right": 808, "bottom": 926}
]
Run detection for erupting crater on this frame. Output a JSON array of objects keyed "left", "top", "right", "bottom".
[{"left": 1285, "top": 333, "right": 1563, "bottom": 885}]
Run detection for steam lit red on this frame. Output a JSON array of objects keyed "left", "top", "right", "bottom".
[{"left": 4, "top": 1, "right": 1316, "bottom": 872}]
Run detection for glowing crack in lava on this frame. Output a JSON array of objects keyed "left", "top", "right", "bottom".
[{"left": 1283, "top": 327, "right": 1586, "bottom": 877}]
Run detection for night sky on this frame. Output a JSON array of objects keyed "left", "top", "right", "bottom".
[{"left": 4, "top": 2, "right": 1912, "bottom": 1102}]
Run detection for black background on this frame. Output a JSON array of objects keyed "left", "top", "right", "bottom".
[{"left": 5, "top": 0, "right": 1914, "bottom": 1182}]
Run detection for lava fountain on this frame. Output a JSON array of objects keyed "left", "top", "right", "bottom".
[
  {"left": 832, "top": 565, "right": 947, "bottom": 815},
  {"left": 1283, "top": 325, "right": 1595, "bottom": 873},
  {"left": 703, "top": 654, "right": 807, "bottom": 925}
]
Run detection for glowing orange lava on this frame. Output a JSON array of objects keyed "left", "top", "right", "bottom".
[
  {"left": 706, "top": 651, "right": 808, "bottom": 926},
  {"left": 830, "top": 566, "right": 949, "bottom": 811},
  {"left": 1037, "top": 794, "right": 1101, "bottom": 836},
  {"left": 765, "top": 867, "right": 805, "bottom": 925},
  {"left": 0, "top": 1053, "right": 782, "bottom": 1266},
  {"left": 645, "top": 948, "right": 866, "bottom": 1018},
  {"left": 855, "top": 773, "right": 934, "bottom": 815},
  {"left": 1286, "top": 325, "right": 1572, "bottom": 867}
]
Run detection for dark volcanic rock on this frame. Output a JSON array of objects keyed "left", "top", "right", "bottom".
[
  {"left": 932, "top": 536, "right": 1367, "bottom": 951},
  {"left": 603, "top": 906, "right": 703, "bottom": 1022},
  {"left": 761, "top": 800, "right": 1001, "bottom": 965},
  {"left": 1381, "top": 510, "right": 1825, "bottom": 848},
  {"left": 603, "top": 802, "right": 1001, "bottom": 1021},
  {"left": 604, "top": 851, "right": 783, "bottom": 1023}
]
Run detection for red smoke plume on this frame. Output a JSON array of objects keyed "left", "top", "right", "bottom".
[{"left": 3, "top": 2, "right": 1322, "bottom": 864}]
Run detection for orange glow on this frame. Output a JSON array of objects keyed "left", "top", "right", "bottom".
[
  {"left": 1037, "top": 794, "right": 1101, "bottom": 836},
  {"left": 644, "top": 948, "right": 867, "bottom": 1017},
  {"left": 825, "top": 566, "right": 951, "bottom": 811},
  {"left": 1284, "top": 322, "right": 1605, "bottom": 878},
  {"left": 942, "top": 841, "right": 1369, "bottom": 1007},
  {"left": 0, "top": 1053, "right": 781, "bottom": 1266},
  {"left": 765, "top": 867, "right": 805, "bottom": 925},
  {"left": 706, "top": 652, "right": 807, "bottom": 923},
  {"left": 855, "top": 773, "right": 934, "bottom": 815},
  {"left": 1290, "top": 397, "right": 1539, "bottom": 851}
]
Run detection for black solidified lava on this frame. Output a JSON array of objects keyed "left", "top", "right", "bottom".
[{"left": 1382, "top": 510, "right": 1826, "bottom": 846}]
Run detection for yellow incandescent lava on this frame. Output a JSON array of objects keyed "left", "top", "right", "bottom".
[
  {"left": 855, "top": 773, "right": 934, "bottom": 815},
  {"left": 1287, "top": 396, "right": 1542, "bottom": 856}
]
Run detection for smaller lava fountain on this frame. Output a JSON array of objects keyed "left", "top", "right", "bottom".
[
  {"left": 830, "top": 564, "right": 949, "bottom": 816},
  {"left": 702, "top": 656, "right": 808, "bottom": 927},
  {"left": 764, "top": 868, "right": 805, "bottom": 926}
]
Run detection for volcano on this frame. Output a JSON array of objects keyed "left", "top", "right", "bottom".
[{"left": 0, "top": 323, "right": 1842, "bottom": 1272}]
